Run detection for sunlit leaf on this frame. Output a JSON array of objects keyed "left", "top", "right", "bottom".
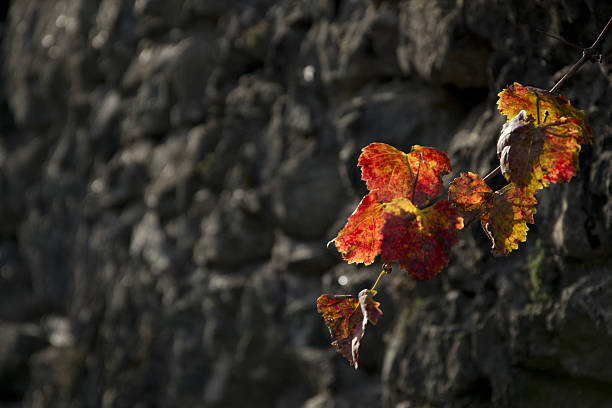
[
  {"left": 449, "top": 171, "right": 537, "bottom": 256},
  {"left": 331, "top": 191, "right": 386, "bottom": 265},
  {"left": 475, "top": 183, "right": 537, "bottom": 256},
  {"left": 497, "top": 110, "right": 581, "bottom": 192},
  {"left": 497, "top": 82, "right": 593, "bottom": 144},
  {"left": 358, "top": 143, "right": 451, "bottom": 206},
  {"left": 380, "top": 198, "right": 463, "bottom": 280},
  {"left": 317, "top": 289, "right": 382, "bottom": 368}
]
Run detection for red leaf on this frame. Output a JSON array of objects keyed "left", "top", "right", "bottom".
[
  {"left": 497, "top": 83, "right": 593, "bottom": 144},
  {"left": 358, "top": 143, "right": 451, "bottom": 206},
  {"left": 317, "top": 289, "right": 382, "bottom": 368},
  {"left": 331, "top": 191, "right": 386, "bottom": 265},
  {"left": 497, "top": 110, "right": 581, "bottom": 192},
  {"left": 380, "top": 198, "right": 463, "bottom": 280},
  {"left": 480, "top": 184, "right": 537, "bottom": 256},
  {"left": 448, "top": 172, "right": 494, "bottom": 213}
]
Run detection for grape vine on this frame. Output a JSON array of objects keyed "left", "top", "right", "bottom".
[{"left": 317, "top": 17, "right": 612, "bottom": 369}]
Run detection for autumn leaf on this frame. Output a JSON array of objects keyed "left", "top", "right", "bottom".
[
  {"left": 331, "top": 144, "right": 454, "bottom": 266},
  {"left": 480, "top": 184, "right": 537, "bottom": 256},
  {"left": 331, "top": 191, "right": 386, "bottom": 265},
  {"left": 449, "top": 172, "right": 536, "bottom": 257},
  {"left": 497, "top": 110, "right": 581, "bottom": 192},
  {"left": 358, "top": 143, "right": 451, "bottom": 206},
  {"left": 495, "top": 83, "right": 593, "bottom": 192},
  {"left": 448, "top": 172, "right": 494, "bottom": 213},
  {"left": 317, "top": 289, "right": 382, "bottom": 368},
  {"left": 497, "top": 82, "right": 593, "bottom": 144},
  {"left": 380, "top": 198, "right": 463, "bottom": 280}
]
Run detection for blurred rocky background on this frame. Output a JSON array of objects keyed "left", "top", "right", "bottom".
[{"left": 0, "top": 0, "right": 611, "bottom": 407}]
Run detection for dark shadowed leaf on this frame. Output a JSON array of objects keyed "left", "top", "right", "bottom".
[
  {"left": 317, "top": 289, "right": 382, "bottom": 368},
  {"left": 380, "top": 198, "right": 463, "bottom": 280},
  {"left": 497, "top": 110, "right": 581, "bottom": 192}
]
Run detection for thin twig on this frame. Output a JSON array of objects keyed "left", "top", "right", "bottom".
[
  {"left": 537, "top": 29, "right": 582, "bottom": 50},
  {"left": 591, "top": 16, "right": 612, "bottom": 50},
  {"left": 549, "top": 16, "right": 612, "bottom": 94},
  {"left": 548, "top": 53, "right": 589, "bottom": 94}
]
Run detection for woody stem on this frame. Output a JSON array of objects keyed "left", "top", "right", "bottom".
[{"left": 548, "top": 16, "right": 612, "bottom": 94}]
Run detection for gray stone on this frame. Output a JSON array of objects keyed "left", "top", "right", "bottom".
[
  {"left": 0, "top": 0, "right": 611, "bottom": 407},
  {"left": 0, "top": 324, "right": 47, "bottom": 399},
  {"left": 194, "top": 193, "right": 274, "bottom": 267},
  {"left": 273, "top": 155, "right": 347, "bottom": 239},
  {"left": 398, "top": 0, "right": 490, "bottom": 88}
]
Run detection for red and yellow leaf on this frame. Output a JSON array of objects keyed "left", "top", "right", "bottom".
[
  {"left": 449, "top": 172, "right": 537, "bottom": 256},
  {"left": 317, "top": 289, "right": 382, "bottom": 368},
  {"left": 480, "top": 184, "right": 537, "bottom": 256},
  {"left": 331, "top": 191, "right": 386, "bottom": 265},
  {"left": 497, "top": 110, "right": 581, "bottom": 192},
  {"left": 380, "top": 198, "right": 463, "bottom": 280},
  {"left": 497, "top": 82, "right": 593, "bottom": 144},
  {"left": 358, "top": 143, "right": 451, "bottom": 206},
  {"left": 448, "top": 172, "right": 494, "bottom": 213}
]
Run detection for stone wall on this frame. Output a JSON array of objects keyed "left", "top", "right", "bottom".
[{"left": 0, "top": 1, "right": 611, "bottom": 407}]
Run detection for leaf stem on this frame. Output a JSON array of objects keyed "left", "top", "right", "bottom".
[
  {"left": 548, "top": 16, "right": 612, "bottom": 94},
  {"left": 370, "top": 263, "right": 392, "bottom": 291}
]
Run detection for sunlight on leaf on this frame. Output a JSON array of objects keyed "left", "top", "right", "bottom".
[
  {"left": 358, "top": 143, "right": 451, "bottom": 206},
  {"left": 331, "top": 191, "right": 386, "bottom": 265},
  {"left": 481, "top": 184, "right": 537, "bottom": 256},
  {"left": 497, "top": 82, "right": 593, "bottom": 144}
]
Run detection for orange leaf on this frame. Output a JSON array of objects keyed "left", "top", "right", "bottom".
[
  {"left": 317, "top": 289, "right": 382, "bottom": 368},
  {"left": 497, "top": 82, "right": 593, "bottom": 144},
  {"left": 331, "top": 191, "right": 386, "bottom": 265},
  {"left": 448, "top": 172, "right": 494, "bottom": 213},
  {"left": 358, "top": 143, "right": 451, "bottom": 206},
  {"left": 380, "top": 198, "right": 463, "bottom": 280}
]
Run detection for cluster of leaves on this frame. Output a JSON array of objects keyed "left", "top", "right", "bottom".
[
  {"left": 454, "top": 83, "right": 592, "bottom": 255},
  {"left": 332, "top": 143, "right": 463, "bottom": 279},
  {"left": 317, "top": 82, "right": 593, "bottom": 368}
]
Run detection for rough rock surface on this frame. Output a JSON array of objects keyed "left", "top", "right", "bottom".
[{"left": 1, "top": 0, "right": 611, "bottom": 407}]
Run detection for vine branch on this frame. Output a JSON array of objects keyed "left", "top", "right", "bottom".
[{"left": 549, "top": 16, "right": 612, "bottom": 94}]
